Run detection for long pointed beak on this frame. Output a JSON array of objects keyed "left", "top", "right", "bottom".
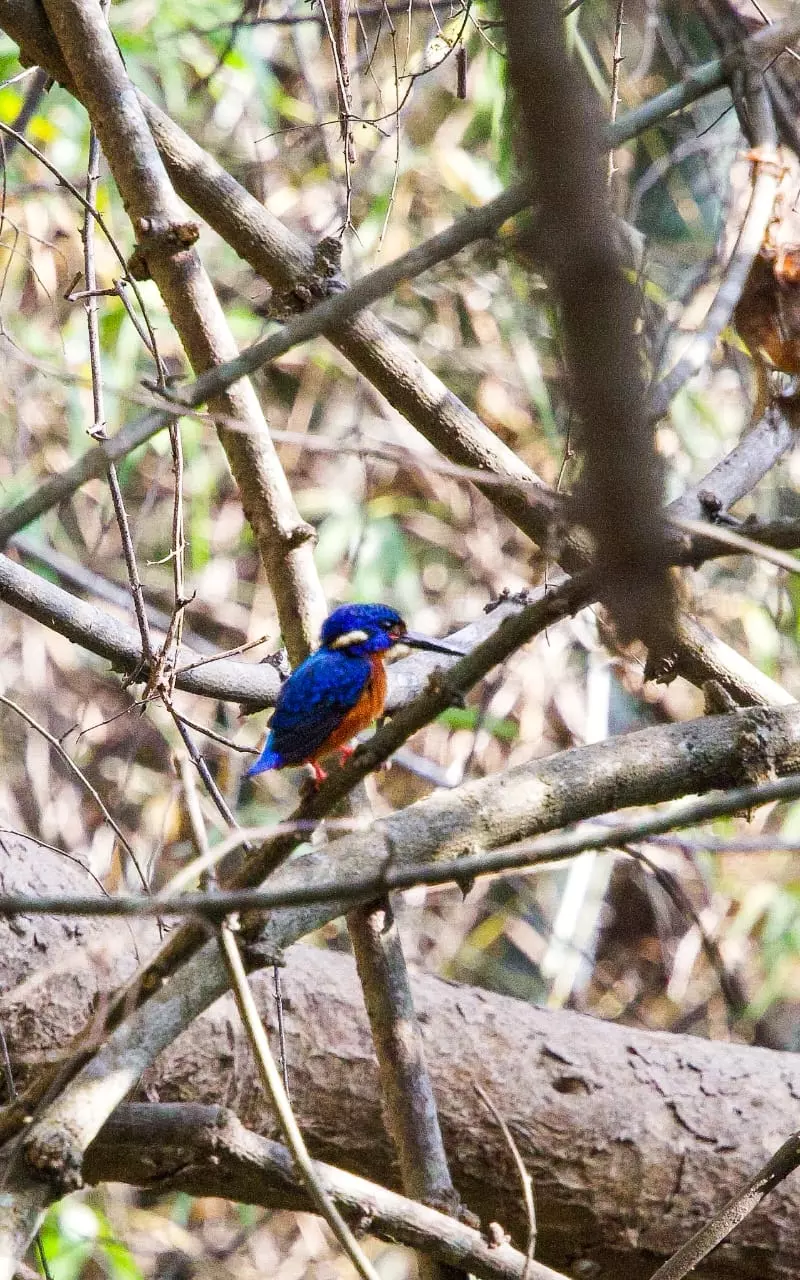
[{"left": 399, "top": 631, "right": 467, "bottom": 657}]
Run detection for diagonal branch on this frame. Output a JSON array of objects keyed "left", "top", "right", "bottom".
[
  {"left": 501, "top": 0, "right": 678, "bottom": 647},
  {"left": 83, "top": 1103, "right": 568, "bottom": 1280},
  {"left": 39, "top": 0, "right": 325, "bottom": 664},
  {"left": 649, "top": 1131, "right": 800, "bottom": 1280}
]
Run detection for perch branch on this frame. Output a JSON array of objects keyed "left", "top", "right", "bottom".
[{"left": 83, "top": 1103, "right": 567, "bottom": 1280}]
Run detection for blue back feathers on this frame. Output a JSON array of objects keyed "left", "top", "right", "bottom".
[
  {"left": 249, "top": 648, "right": 373, "bottom": 769},
  {"left": 247, "top": 603, "right": 405, "bottom": 775}
]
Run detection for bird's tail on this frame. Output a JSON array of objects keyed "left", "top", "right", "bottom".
[{"left": 246, "top": 743, "right": 283, "bottom": 777}]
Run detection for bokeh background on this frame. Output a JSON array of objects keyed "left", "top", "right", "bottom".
[{"left": 1, "top": 0, "right": 799, "bottom": 1273}]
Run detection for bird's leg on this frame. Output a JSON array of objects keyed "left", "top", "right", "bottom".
[
  {"left": 310, "top": 760, "right": 328, "bottom": 783},
  {"left": 337, "top": 743, "right": 356, "bottom": 767}
]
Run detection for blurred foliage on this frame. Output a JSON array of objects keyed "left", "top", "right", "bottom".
[
  {"left": 0, "top": 0, "right": 798, "bottom": 1274},
  {"left": 38, "top": 1200, "right": 143, "bottom": 1280}
]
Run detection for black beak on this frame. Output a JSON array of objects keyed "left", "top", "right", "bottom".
[{"left": 399, "top": 631, "right": 467, "bottom": 657}]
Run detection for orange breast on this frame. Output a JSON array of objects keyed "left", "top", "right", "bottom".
[
  {"left": 735, "top": 247, "right": 800, "bottom": 375},
  {"left": 316, "top": 655, "right": 388, "bottom": 757}
]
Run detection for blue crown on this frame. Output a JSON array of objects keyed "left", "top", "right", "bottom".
[{"left": 320, "top": 603, "right": 405, "bottom": 654}]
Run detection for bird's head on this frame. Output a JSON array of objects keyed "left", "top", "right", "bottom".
[{"left": 319, "top": 603, "right": 465, "bottom": 658}]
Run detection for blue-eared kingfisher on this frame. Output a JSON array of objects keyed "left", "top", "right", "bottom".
[{"left": 247, "top": 602, "right": 464, "bottom": 782}]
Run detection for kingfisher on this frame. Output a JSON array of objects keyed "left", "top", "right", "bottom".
[{"left": 247, "top": 603, "right": 464, "bottom": 783}]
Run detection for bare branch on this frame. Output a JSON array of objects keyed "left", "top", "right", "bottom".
[
  {"left": 84, "top": 1103, "right": 567, "bottom": 1280},
  {"left": 475, "top": 1085, "right": 536, "bottom": 1279},
  {"left": 0, "top": 693, "right": 148, "bottom": 890},
  {"left": 648, "top": 1131, "right": 800, "bottom": 1280},
  {"left": 3, "top": 763, "right": 800, "bottom": 920},
  {"left": 348, "top": 902, "right": 464, "bottom": 1216},
  {"left": 669, "top": 409, "right": 798, "bottom": 522},
  {"left": 0, "top": 552, "right": 284, "bottom": 710},
  {"left": 39, "top": 0, "right": 325, "bottom": 663}
]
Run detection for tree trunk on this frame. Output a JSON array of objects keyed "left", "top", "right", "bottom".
[{"left": 2, "top": 835, "right": 799, "bottom": 1280}]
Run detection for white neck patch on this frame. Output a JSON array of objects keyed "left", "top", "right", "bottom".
[{"left": 330, "top": 629, "right": 370, "bottom": 649}]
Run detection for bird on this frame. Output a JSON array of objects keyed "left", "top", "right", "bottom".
[
  {"left": 734, "top": 243, "right": 800, "bottom": 427},
  {"left": 247, "top": 602, "right": 465, "bottom": 783}
]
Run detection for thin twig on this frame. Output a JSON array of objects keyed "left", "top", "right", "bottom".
[
  {"left": 672, "top": 516, "right": 800, "bottom": 576},
  {"left": 170, "top": 707, "right": 239, "bottom": 829},
  {"left": 173, "top": 634, "right": 272, "bottom": 674},
  {"left": 4, "top": 765, "right": 800, "bottom": 919},
  {"left": 0, "top": 119, "right": 163, "bottom": 370},
  {"left": 475, "top": 1084, "right": 536, "bottom": 1280},
  {"left": 0, "top": 692, "right": 148, "bottom": 891},
  {"left": 607, "top": 0, "right": 625, "bottom": 186},
  {"left": 649, "top": 1132, "right": 800, "bottom": 1280},
  {"left": 217, "top": 920, "right": 383, "bottom": 1280}
]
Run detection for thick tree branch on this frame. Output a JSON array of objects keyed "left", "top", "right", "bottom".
[
  {"left": 6, "top": 700, "right": 800, "bottom": 1164},
  {"left": 3, "top": 881, "right": 800, "bottom": 1280},
  {"left": 84, "top": 1104, "right": 566, "bottom": 1280},
  {"left": 6, "top": 767, "right": 800, "bottom": 921},
  {"left": 0, "top": 552, "right": 283, "bottom": 710},
  {"left": 153, "top": 946, "right": 800, "bottom": 1280},
  {"left": 669, "top": 412, "right": 798, "bottom": 524}
]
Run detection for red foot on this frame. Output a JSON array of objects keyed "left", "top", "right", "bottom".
[
  {"left": 337, "top": 744, "right": 356, "bottom": 766},
  {"left": 310, "top": 760, "right": 328, "bottom": 783}
]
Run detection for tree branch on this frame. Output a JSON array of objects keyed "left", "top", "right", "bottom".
[
  {"left": 4, "top": 765, "right": 800, "bottom": 920},
  {"left": 0, "top": 552, "right": 283, "bottom": 710},
  {"left": 502, "top": 0, "right": 678, "bottom": 647},
  {"left": 39, "top": 0, "right": 326, "bottom": 663},
  {"left": 4, "top": 886, "right": 800, "bottom": 1280},
  {"left": 83, "top": 1103, "right": 567, "bottom": 1280}
]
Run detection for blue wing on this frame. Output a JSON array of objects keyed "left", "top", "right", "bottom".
[{"left": 248, "top": 649, "right": 371, "bottom": 773}]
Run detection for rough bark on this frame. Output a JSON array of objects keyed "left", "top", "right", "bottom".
[
  {"left": 147, "top": 948, "right": 800, "bottom": 1280},
  {"left": 2, "top": 836, "right": 800, "bottom": 1280},
  {"left": 84, "top": 1103, "right": 563, "bottom": 1280}
]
